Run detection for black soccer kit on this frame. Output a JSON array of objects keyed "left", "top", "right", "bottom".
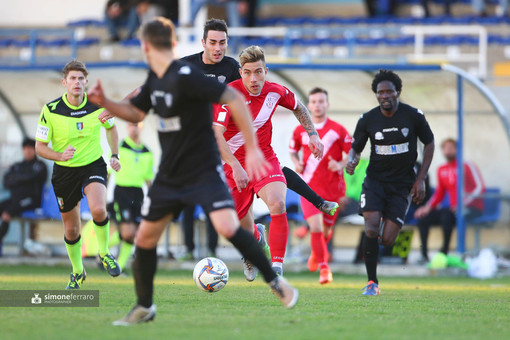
[
  {"left": 351, "top": 103, "right": 434, "bottom": 227},
  {"left": 180, "top": 52, "right": 241, "bottom": 84},
  {"left": 130, "top": 60, "right": 235, "bottom": 221}
]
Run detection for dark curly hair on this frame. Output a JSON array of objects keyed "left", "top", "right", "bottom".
[{"left": 371, "top": 69, "right": 402, "bottom": 94}]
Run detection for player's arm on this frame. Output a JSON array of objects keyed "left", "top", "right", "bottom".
[
  {"left": 292, "top": 100, "right": 324, "bottom": 159},
  {"left": 213, "top": 124, "right": 249, "bottom": 191},
  {"left": 88, "top": 80, "right": 145, "bottom": 123},
  {"left": 218, "top": 87, "right": 270, "bottom": 181},
  {"left": 346, "top": 114, "right": 368, "bottom": 175},
  {"left": 345, "top": 149, "right": 361, "bottom": 175},
  {"left": 411, "top": 140, "right": 434, "bottom": 204},
  {"left": 105, "top": 123, "right": 121, "bottom": 172},
  {"left": 35, "top": 141, "right": 75, "bottom": 162}
]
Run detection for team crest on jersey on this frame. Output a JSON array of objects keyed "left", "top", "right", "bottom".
[
  {"left": 76, "top": 122, "right": 84, "bottom": 131},
  {"left": 217, "top": 75, "right": 226, "bottom": 83},
  {"left": 57, "top": 197, "right": 64, "bottom": 209},
  {"left": 401, "top": 128, "right": 409, "bottom": 137}
]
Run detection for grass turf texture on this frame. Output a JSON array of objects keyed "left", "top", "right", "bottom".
[{"left": 0, "top": 265, "right": 509, "bottom": 340}]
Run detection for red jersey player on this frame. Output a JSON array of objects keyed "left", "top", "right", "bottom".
[
  {"left": 213, "top": 45, "right": 324, "bottom": 277},
  {"left": 289, "top": 87, "right": 352, "bottom": 284}
]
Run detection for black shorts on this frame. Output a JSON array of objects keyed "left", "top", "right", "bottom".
[
  {"left": 113, "top": 186, "right": 144, "bottom": 224},
  {"left": 359, "top": 176, "right": 412, "bottom": 228},
  {"left": 51, "top": 157, "right": 107, "bottom": 213},
  {"left": 142, "top": 169, "right": 234, "bottom": 222}
]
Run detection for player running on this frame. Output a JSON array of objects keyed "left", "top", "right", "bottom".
[
  {"left": 87, "top": 17, "right": 298, "bottom": 325},
  {"left": 111, "top": 121, "right": 153, "bottom": 273},
  {"left": 213, "top": 45, "right": 324, "bottom": 277},
  {"left": 346, "top": 69, "right": 434, "bottom": 295},
  {"left": 289, "top": 87, "right": 352, "bottom": 285},
  {"left": 35, "top": 60, "right": 122, "bottom": 289}
]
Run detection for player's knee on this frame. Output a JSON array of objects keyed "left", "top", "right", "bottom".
[
  {"left": 89, "top": 206, "right": 107, "bottom": 221},
  {"left": 268, "top": 199, "right": 286, "bottom": 214},
  {"left": 365, "top": 227, "right": 379, "bottom": 239},
  {"left": 122, "top": 230, "right": 136, "bottom": 243},
  {"left": 380, "top": 234, "right": 396, "bottom": 246}
]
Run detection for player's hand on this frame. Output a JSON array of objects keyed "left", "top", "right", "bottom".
[
  {"left": 99, "top": 110, "right": 115, "bottom": 124},
  {"left": 245, "top": 146, "right": 271, "bottom": 182},
  {"left": 60, "top": 145, "right": 76, "bottom": 161},
  {"left": 232, "top": 164, "right": 249, "bottom": 192},
  {"left": 414, "top": 205, "right": 431, "bottom": 219},
  {"left": 110, "top": 157, "right": 121, "bottom": 172},
  {"left": 294, "top": 160, "right": 304, "bottom": 174},
  {"left": 308, "top": 134, "right": 324, "bottom": 159},
  {"left": 411, "top": 179, "right": 426, "bottom": 204},
  {"left": 345, "top": 160, "right": 358, "bottom": 175},
  {"left": 87, "top": 79, "right": 105, "bottom": 106},
  {"left": 327, "top": 156, "right": 344, "bottom": 172}
]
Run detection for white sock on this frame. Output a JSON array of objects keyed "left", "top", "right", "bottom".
[{"left": 272, "top": 262, "right": 283, "bottom": 269}]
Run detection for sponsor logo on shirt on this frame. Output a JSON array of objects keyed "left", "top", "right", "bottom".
[
  {"left": 156, "top": 116, "right": 181, "bottom": 132},
  {"left": 70, "top": 110, "right": 87, "bottom": 116},
  {"left": 375, "top": 132, "right": 384, "bottom": 140},
  {"left": 36, "top": 125, "right": 49, "bottom": 140},
  {"left": 382, "top": 127, "right": 398, "bottom": 132},
  {"left": 76, "top": 122, "right": 84, "bottom": 131},
  {"left": 401, "top": 127, "right": 409, "bottom": 137},
  {"left": 375, "top": 142, "right": 409, "bottom": 155}
]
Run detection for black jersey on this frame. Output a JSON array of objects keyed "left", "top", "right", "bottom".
[
  {"left": 130, "top": 60, "right": 226, "bottom": 187},
  {"left": 180, "top": 52, "right": 240, "bottom": 84},
  {"left": 351, "top": 103, "right": 434, "bottom": 185}
]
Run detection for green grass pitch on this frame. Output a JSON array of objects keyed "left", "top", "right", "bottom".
[{"left": 0, "top": 265, "right": 509, "bottom": 340}]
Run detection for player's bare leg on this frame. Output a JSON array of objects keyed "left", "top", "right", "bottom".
[
  {"left": 85, "top": 182, "right": 120, "bottom": 276},
  {"left": 307, "top": 213, "right": 332, "bottom": 284},
  {"left": 114, "top": 214, "right": 173, "bottom": 326},
  {"left": 61, "top": 205, "right": 86, "bottom": 289},
  {"left": 257, "top": 181, "right": 288, "bottom": 276}
]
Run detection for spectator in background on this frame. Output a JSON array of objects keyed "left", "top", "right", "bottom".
[
  {"left": 179, "top": 206, "right": 218, "bottom": 260},
  {"left": 364, "top": 0, "right": 398, "bottom": 17},
  {"left": 105, "top": 0, "right": 140, "bottom": 42},
  {"left": 136, "top": 0, "right": 179, "bottom": 24},
  {"left": 414, "top": 138, "right": 485, "bottom": 262},
  {"left": 0, "top": 138, "right": 47, "bottom": 255}
]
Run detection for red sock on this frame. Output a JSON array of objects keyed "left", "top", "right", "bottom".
[
  {"left": 268, "top": 213, "right": 288, "bottom": 263},
  {"left": 252, "top": 224, "right": 260, "bottom": 242},
  {"left": 311, "top": 232, "right": 327, "bottom": 267}
]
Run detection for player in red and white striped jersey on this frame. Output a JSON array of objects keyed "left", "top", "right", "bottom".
[
  {"left": 289, "top": 87, "right": 351, "bottom": 284},
  {"left": 213, "top": 46, "right": 324, "bottom": 276}
]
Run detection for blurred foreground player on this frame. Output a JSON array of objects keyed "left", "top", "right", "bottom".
[
  {"left": 213, "top": 45, "right": 324, "bottom": 277},
  {"left": 346, "top": 70, "right": 434, "bottom": 295},
  {"left": 35, "top": 60, "right": 122, "bottom": 289},
  {"left": 290, "top": 87, "right": 351, "bottom": 284},
  {"left": 87, "top": 17, "right": 299, "bottom": 325}
]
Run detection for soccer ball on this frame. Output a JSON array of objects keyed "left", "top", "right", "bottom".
[{"left": 193, "top": 257, "right": 229, "bottom": 293}]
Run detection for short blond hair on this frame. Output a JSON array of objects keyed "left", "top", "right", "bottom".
[{"left": 239, "top": 45, "right": 265, "bottom": 67}]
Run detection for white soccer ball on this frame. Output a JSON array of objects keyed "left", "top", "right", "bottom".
[{"left": 193, "top": 257, "right": 229, "bottom": 293}]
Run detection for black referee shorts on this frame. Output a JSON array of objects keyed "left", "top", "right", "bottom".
[
  {"left": 51, "top": 157, "right": 107, "bottom": 213},
  {"left": 113, "top": 186, "right": 144, "bottom": 224},
  {"left": 359, "top": 176, "right": 412, "bottom": 228},
  {"left": 142, "top": 169, "right": 234, "bottom": 222}
]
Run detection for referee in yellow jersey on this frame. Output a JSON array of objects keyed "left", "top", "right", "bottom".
[{"left": 35, "top": 60, "right": 122, "bottom": 289}]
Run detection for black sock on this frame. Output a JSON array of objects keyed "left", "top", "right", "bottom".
[
  {"left": 133, "top": 246, "right": 157, "bottom": 308},
  {"left": 0, "top": 221, "right": 10, "bottom": 242},
  {"left": 363, "top": 234, "right": 379, "bottom": 284},
  {"left": 282, "top": 166, "right": 323, "bottom": 208},
  {"left": 228, "top": 227, "right": 277, "bottom": 283}
]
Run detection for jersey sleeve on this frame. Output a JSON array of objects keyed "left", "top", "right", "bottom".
[
  {"left": 414, "top": 108, "right": 434, "bottom": 145},
  {"left": 178, "top": 63, "right": 226, "bottom": 103},
  {"left": 130, "top": 77, "right": 152, "bottom": 113},
  {"left": 289, "top": 127, "right": 302, "bottom": 153},
  {"left": 278, "top": 85, "right": 298, "bottom": 111},
  {"left": 213, "top": 102, "right": 232, "bottom": 129},
  {"left": 100, "top": 109, "right": 115, "bottom": 129},
  {"left": 351, "top": 113, "right": 369, "bottom": 153},
  {"left": 35, "top": 105, "right": 52, "bottom": 143}
]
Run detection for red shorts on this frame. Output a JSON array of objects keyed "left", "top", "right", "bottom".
[
  {"left": 225, "top": 156, "right": 286, "bottom": 219},
  {"left": 301, "top": 196, "right": 341, "bottom": 227}
]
